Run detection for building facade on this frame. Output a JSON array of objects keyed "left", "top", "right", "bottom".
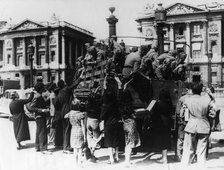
[
  {"left": 0, "top": 19, "right": 95, "bottom": 89},
  {"left": 136, "top": 2, "right": 224, "bottom": 87}
]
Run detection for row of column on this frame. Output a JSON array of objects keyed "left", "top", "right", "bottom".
[{"left": 167, "top": 21, "right": 208, "bottom": 57}]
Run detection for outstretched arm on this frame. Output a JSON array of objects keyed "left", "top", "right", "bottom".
[
  {"left": 22, "top": 92, "right": 34, "bottom": 104},
  {"left": 67, "top": 69, "right": 85, "bottom": 91}
]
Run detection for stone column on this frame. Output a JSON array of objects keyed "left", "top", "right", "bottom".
[
  {"left": 46, "top": 30, "right": 50, "bottom": 82},
  {"left": 106, "top": 7, "right": 118, "bottom": 39},
  {"left": 34, "top": 37, "right": 37, "bottom": 65},
  {"left": 186, "top": 22, "right": 191, "bottom": 58},
  {"left": 61, "top": 35, "right": 65, "bottom": 66},
  {"left": 75, "top": 39, "right": 78, "bottom": 59},
  {"left": 12, "top": 39, "right": 15, "bottom": 65},
  {"left": 23, "top": 38, "right": 26, "bottom": 67},
  {"left": 69, "top": 38, "right": 72, "bottom": 66},
  {"left": 169, "top": 23, "right": 174, "bottom": 50},
  {"left": 203, "top": 21, "right": 208, "bottom": 56},
  {"left": 153, "top": 24, "right": 158, "bottom": 48}
]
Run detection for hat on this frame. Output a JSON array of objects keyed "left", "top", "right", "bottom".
[{"left": 34, "top": 82, "right": 45, "bottom": 93}]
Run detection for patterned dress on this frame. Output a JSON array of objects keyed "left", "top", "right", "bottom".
[
  {"left": 68, "top": 110, "right": 85, "bottom": 149},
  {"left": 119, "top": 89, "right": 140, "bottom": 148}
]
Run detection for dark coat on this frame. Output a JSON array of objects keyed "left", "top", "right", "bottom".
[
  {"left": 151, "top": 100, "right": 173, "bottom": 150},
  {"left": 54, "top": 78, "right": 82, "bottom": 119},
  {"left": 9, "top": 92, "right": 34, "bottom": 142},
  {"left": 100, "top": 89, "right": 120, "bottom": 125}
]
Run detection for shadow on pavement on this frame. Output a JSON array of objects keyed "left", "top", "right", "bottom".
[
  {"left": 207, "top": 151, "right": 224, "bottom": 161},
  {"left": 22, "top": 143, "right": 35, "bottom": 149}
]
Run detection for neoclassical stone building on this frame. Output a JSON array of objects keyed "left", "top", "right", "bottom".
[
  {"left": 0, "top": 19, "right": 94, "bottom": 88},
  {"left": 136, "top": 2, "right": 224, "bottom": 87}
]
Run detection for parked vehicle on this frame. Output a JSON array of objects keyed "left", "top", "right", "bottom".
[
  {"left": 0, "top": 88, "right": 34, "bottom": 119},
  {"left": 0, "top": 79, "right": 20, "bottom": 97}
]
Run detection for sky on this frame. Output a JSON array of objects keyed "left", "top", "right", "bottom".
[{"left": 0, "top": 0, "right": 224, "bottom": 46}]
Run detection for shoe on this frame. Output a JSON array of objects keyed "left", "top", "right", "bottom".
[
  {"left": 41, "top": 150, "right": 52, "bottom": 155},
  {"left": 63, "top": 150, "right": 73, "bottom": 154},
  {"left": 173, "top": 156, "right": 181, "bottom": 162},
  {"left": 88, "top": 156, "right": 98, "bottom": 163},
  {"left": 106, "top": 160, "right": 115, "bottom": 165},
  {"left": 36, "top": 149, "right": 40, "bottom": 152},
  {"left": 114, "top": 158, "right": 119, "bottom": 163},
  {"left": 156, "top": 159, "right": 168, "bottom": 164},
  {"left": 17, "top": 146, "right": 23, "bottom": 150}
]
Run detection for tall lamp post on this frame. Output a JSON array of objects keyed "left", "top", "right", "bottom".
[
  {"left": 155, "top": 3, "right": 166, "bottom": 56},
  {"left": 207, "top": 50, "right": 213, "bottom": 87},
  {"left": 27, "top": 43, "right": 35, "bottom": 87}
]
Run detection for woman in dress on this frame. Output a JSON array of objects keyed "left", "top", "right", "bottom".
[
  {"left": 119, "top": 89, "right": 140, "bottom": 166},
  {"left": 64, "top": 90, "right": 86, "bottom": 166},
  {"left": 151, "top": 88, "right": 173, "bottom": 164},
  {"left": 101, "top": 75, "right": 121, "bottom": 164},
  {"left": 9, "top": 90, "right": 34, "bottom": 149}
]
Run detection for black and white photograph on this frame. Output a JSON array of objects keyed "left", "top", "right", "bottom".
[{"left": 0, "top": 0, "right": 224, "bottom": 169}]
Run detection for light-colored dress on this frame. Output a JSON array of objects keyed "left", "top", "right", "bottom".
[{"left": 68, "top": 110, "right": 85, "bottom": 148}]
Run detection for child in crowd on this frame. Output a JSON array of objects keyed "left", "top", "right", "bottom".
[{"left": 64, "top": 90, "right": 86, "bottom": 166}]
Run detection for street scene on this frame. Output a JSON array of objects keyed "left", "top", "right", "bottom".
[
  {"left": 1, "top": 0, "right": 224, "bottom": 170},
  {"left": 0, "top": 98, "right": 224, "bottom": 170}
]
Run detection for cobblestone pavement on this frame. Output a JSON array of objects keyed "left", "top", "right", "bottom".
[{"left": 0, "top": 98, "right": 224, "bottom": 170}]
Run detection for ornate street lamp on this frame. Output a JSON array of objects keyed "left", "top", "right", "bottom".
[
  {"left": 207, "top": 50, "right": 213, "bottom": 87},
  {"left": 27, "top": 43, "right": 35, "bottom": 87},
  {"left": 154, "top": 3, "right": 166, "bottom": 55}
]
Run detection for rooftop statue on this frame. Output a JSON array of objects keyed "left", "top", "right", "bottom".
[{"left": 143, "top": 3, "right": 155, "bottom": 17}]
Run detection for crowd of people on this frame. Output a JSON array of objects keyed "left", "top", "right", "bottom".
[{"left": 8, "top": 38, "right": 220, "bottom": 169}]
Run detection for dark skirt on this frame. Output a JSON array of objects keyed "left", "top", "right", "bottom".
[
  {"left": 13, "top": 113, "right": 30, "bottom": 142},
  {"left": 104, "top": 123, "right": 120, "bottom": 148},
  {"left": 152, "top": 127, "right": 171, "bottom": 150}
]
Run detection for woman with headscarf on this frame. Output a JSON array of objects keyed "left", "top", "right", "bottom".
[{"left": 9, "top": 90, "right": 34, "bottom": 149}]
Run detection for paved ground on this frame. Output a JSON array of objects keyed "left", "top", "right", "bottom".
[{"left": 0, "top": 98, "right": 224, "bottom": 170}]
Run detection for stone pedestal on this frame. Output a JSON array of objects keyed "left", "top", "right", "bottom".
[{"left": 106, "top": 7, "right": 118, "bottom": 38}]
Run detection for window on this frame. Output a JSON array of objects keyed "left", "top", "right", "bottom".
[
  {"left": 7, "top": 54, "right": 11, "bottom": 64},
  {"left": 163, "top": 27, "right": 168, "bottom": 38},
  {"left": 40, "top": 37, "right": 45, "bottom": 46},
  {"left": 176, "top": 44, "right": 184, "bottom": 53},
  {"left": 37, "top": 53, "right": 45, "bottom": 65},
  {"left": 15, "top": 73, "right": 20, "bottom": 77},
  {"left": 193, "top": 24, "right": 201, "bottom": 35},
  {"left": 192, "top": 43, "right": 202, "bottom": 58},
  {"left": 51, "top": 76, "right": 55, "bottom": 82},
  {"left": 211, "top": 72, "right": 217, "bottom": 76},
  {"left": 193, "top": 50, "right": 201, "bottom": 58},
  {"left": 51, "top": 51, "right": 55, "bottom": 62},
  {"left": 193, "top": 66, "right": 200, "bottom": 71},
  {"left": 17, "top": 39, "right": 23, "bottom": 47},
  {"left": 178, "top": 27, "right": 184, "bottom": 35},
  {"left": 18, "top": 55, "right": 22, "bottom": 66},
  {"left": 15, "top": 54, "right": 23, "bottom": 66}
]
